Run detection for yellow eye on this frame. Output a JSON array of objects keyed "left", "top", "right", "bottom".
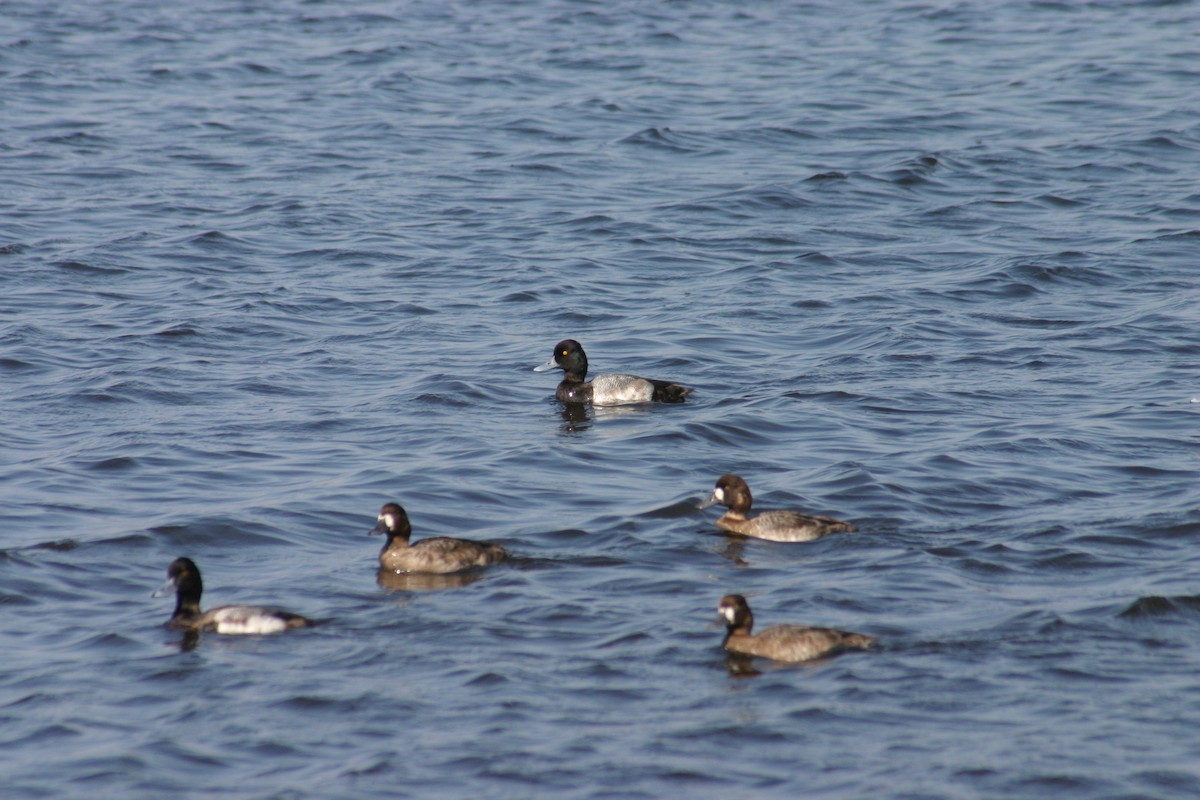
[{"left": 561, "top": 350, "right": 568, "bottom": 356}]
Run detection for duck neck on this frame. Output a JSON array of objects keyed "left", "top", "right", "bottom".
[
  {"left": 384, "top": 528, "right": 412, "bottom": 550},
  {"left": 562, "top": 352, "right": 587, "bottom": 383},
  {"left": 173, "top": 593, "right": 202, "bottom": 622},
  {"left": 722, "top": 626, "right": 752, "bottom": 648},
  {"left": 727, "top": 611, "right": 754, "bottom": 639}
]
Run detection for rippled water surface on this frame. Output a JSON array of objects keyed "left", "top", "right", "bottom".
[{"left": 3, "top": 1, "right": 1200, "bottom": 797}]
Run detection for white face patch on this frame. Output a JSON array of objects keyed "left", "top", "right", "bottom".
[
  {"left": 713, "top": 486, "right": 725, "bottom": 503},
  {"left": 720, "top": 605, "right": 736, "bottom": 624},
  {"left": 381, "top": 513, "right": 395, "bottom": 529}
]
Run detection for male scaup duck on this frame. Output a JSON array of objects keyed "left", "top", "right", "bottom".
[
  {"left": 371, "top": 501, "right": 508, "bottom": 574},
  {"left": 533, "top": 339, "right": 691, "bottom": 405},
  {"left": 154, "top": 557, "right": 312, "bottom": 635},
  {"left": 718, "top": 594, "right": 874, "bottom": 663},
  {"left": 700, "top": 474, "right": 853, "bottom": 542}
]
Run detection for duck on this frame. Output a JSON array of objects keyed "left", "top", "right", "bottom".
[
  {"left": 700, "top": 474, "right": 853, "bottom": 542},
  {"left": 533, "top": 339, "right": 691, "bottom": 405},
  {"left": 718, "top": 594, "right": 874, "bottom": 662},
  {"left": 371, "top": 501, "right": 508, "bottom": 574},
  {"left": 154, "top": 557, "right": 312, "bottom": 635}
]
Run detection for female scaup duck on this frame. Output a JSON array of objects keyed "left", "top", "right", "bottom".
[
  {"left": 533, "top": 339, "right": 691, "bottom": 405},
  {"left": 700, "top": 474, "right": 853, "bottom": 542},
  {"left": 371, "top": 501, "right": 508, "bottom": 574},
  {"left": 718, "top": 594, "right": 874, "bottom": 663},
  {"left": 154, "top": 557, "right": 312, "bottom": 635}
]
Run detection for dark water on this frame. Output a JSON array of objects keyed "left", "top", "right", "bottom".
[{"left": 3, "top": 0, "right": 1200, "bottom": 797}]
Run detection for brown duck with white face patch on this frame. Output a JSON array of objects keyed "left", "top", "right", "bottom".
[
  {"left": 700, "top": 474, "right": 853, "bottom": 542},
  {"left": 370, "top": 502, "right": 508, "bottom": 574},
  {"left": 717, "top": 594, "right": 874, "bottom": 663}
]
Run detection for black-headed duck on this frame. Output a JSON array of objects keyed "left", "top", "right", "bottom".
[
  {"left": 154, "top": 557, "right": 312, "bottom": 635},
  {"left": 534, "top": 339, "right": 691, "bottom": 405}
]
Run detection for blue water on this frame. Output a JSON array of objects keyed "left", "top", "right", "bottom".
[{"left": 3, "top": 1, "right": 1200, "bottom": 797}]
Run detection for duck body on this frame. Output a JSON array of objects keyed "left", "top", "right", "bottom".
[
  {"left": 701, "top": 474, "right": 853, "bottom": 542},
  {"left": 181, "top": 604, "right": 310, "bottom": 635},
  {"left": 371, "top": 502, "right": 508, "bottom": 574},
  {"left": 156, "top": 557, "right": 311, "bottom": 635},
  {"left": 718, "top": 594, "right": 873, "bottom": 663},
  {"left": 534, "top": 339, "right": 690, "bottom": 406}
]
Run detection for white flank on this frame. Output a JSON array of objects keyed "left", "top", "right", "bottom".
[
  {"left": 590, "top": 374, "right": 653, "bottom": 406},
  {"left": 212, "top": 607, "right": 289, "bottom": 635}
]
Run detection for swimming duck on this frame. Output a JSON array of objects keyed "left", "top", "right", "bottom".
[
  {"left": 700, "top": 474, "right": 853, "bottom": 542},
  {"left": 533, "top": 339, "right": 691, "bottom": 405},
  {"left": 718, "top": 594, "right": 874, "bottom": 662},
  {"left": 371, "top": 501, "right": 508, "bottom": 574},
  {"left": 154, "top": 557, "right": 312, "bottom": 635}
]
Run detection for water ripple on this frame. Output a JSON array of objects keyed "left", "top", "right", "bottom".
[{"left": 2, "top": 0, "right": 1200, "bottom": 798}]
